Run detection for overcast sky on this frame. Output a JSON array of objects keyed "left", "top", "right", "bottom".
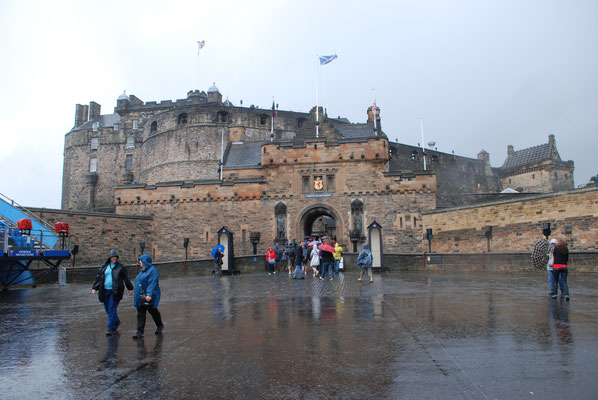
[{"left": 1, "top": 0, "right": 596, "bottom": 209}]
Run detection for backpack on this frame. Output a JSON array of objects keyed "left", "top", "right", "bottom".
[{"left": 287, "top": 246, "right": 296, "bottom": 259}]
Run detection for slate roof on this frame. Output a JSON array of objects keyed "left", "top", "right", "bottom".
[
  {"left": 73, "top": 114, "right": 121, "bottom": 131},
  {"left": 334, "top": 123, "right": 383, "bottom": 139},
  {"left": 500, "top": 143, "right": 555, "bottom": 171},
  {"left": 223, "top": 141, "right": 264, "bottom": 167}
]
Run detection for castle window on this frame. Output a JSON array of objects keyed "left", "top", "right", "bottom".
[
  {"left": 125, "top": 154, "right": 133, "bottom": 171},
  {"left": 327, "top": 175, "right": 335, "bottom": 192},
  {"left": 532, "top": 174, "right": 535, "bottom": 179},
  {"left": 132, "top": 119, "right": 139, "bottom": 129},
  {"left": 242, "top": 229, "right": 246, "bottom": 242},
  {"left": 414, "top": 217, "right": 417, "bottom": 227},
  {"left": 509, "top": 178, "right": 512, "bottom": 184},
  {"left": 411, "top": 151, "right": 417, "bottom": 160},
  {"left": 126, "top": 136, "right": 135, "bottom": 149},
  {"left": 554, "top": 172, "right": 558, "bottom": 179},
  {"left": 297, "top": 118, "right": 305, "bottom": 128},
  {"left": 431, "top": 155, "right": 438, "bottom": 163},
  {"left": 218, "top": 111, "right": 228, "bottom": 123},
  {"left": 399, "top": 217, "right": 403, "bottom": 228},
  {"left": 178, "top": 113, "right": 188, "bottom": 125},
  {"left": 302, "top": 176, "right": 310, "bottom": 193},
  {"left": 90, "top": 137, "right": 99, "bottom": 151},
  {"left": 259, "top": 114, "right": 267, "bottom": 126},
  {"left": 92, "top": 122, "right": 100, "bottom": 132},
  {"left": 89, "top": 157, "right": 97, "bottom": 172},
  {"left": 150, "top": 121, "right": 158, "bottom": 133}
]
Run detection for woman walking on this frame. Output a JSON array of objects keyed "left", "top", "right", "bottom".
[
  {"left": 356, "top": 244, "right": 374, "bottom": 283},
  {"left": 92, "top": 249, "right": 133, "bottom": 336},
  {"left": 310, "top": 244, "right": 320, "bottom": 278},
  {"left": 133, "top": 254, "right": 164, "bottom": 339},
  {"left": 551, "top": 238, "right": 570, "bottom": 300}
]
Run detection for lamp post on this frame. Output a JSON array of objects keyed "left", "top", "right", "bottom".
[
  {"left": 183, "top": 238, "right": 189, "bottom": 274},
  {"left": 426, "top": 228, "right": 433, "bottom": 253},
  {"left": 543, "top": 223, "right": 551, "bottom": 240},
  {"left": 485, "top": 226, "right": 492, "bottom": 252},
  {"left": 250, "top": 232, "right": 261, "bottom": 262}
]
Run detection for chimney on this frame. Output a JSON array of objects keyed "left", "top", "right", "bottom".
[
  {"left": 548, "top": 134, "right": 555, "bottom": 146},
  {"left": 477, "top": 149, "right": 489, "bottom": 162},
  {"left": 74, "top": 104, "right": 89, "bottom": 128},
  {"left": 89, "top": 101, "right": 101, "bottom": 120},
  {"left": 507, "top": 145, "right": 514, "bottom": 156}
]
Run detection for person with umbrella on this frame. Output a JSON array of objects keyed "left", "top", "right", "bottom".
[
  {"left": 212, "top": 245, "right": 225, "bottom": 277},
  {"left": 319, "top": 241, "right": 335, "bottom": 280}
]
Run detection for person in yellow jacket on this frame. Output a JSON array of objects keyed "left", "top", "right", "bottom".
[{"left": 333, "top": 243, "right": 343, "bottom": 275}]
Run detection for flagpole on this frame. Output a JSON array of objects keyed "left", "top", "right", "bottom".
[
  {"left": 315, "top": 55, "right": 319, "bottom": 138},
  {"left": 271, "top": 96, "right": 274, "bottom": 142},
  {"left": 197, "top": 43, "right": 200, "bottom": 90},
  {"left": 420, "top": 118, "right": 426, "bottom": 171},
  {"left": 372, "top": 89, "right": 377, "bottom": 136},
  {"left": 220, "top": 127, "right": 224, "bottom": 180}
]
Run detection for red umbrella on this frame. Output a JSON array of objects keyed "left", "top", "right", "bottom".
[{"left": 319, "top": 243, "right": 335, "bottom": 253}]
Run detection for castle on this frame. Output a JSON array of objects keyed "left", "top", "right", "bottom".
[{"left": 61, "top": 85, "right": 574, "bottom": 260}]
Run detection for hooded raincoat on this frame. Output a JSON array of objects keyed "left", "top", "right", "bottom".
[{"left": 134, "top": 254, "right": 161, "bottom": 309}]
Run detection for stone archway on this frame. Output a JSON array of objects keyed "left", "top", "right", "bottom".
[{"left": 297, "top": 204, "right": 343, "bottom": 241}]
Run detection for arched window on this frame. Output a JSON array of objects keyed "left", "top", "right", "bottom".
[
  {"left": 259, "top": 114, "right": 268, "bottom": 126},
  {"left": 297, "top": 118, "right": 305, "bottom": 128},
  {"left": 150, "top": 121, "right": 158, "bottom": 133},
  {"left": 178, "top": 113, "right": 188, "bottom": 125}
]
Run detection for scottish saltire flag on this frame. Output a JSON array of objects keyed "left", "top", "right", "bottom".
[{"left": 319, "top": 54, "right": 338, "bottom": 65}]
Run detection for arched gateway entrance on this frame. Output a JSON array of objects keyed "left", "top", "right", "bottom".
[{"left": 297, "top": 204, "right": 343, "bottom": 241}]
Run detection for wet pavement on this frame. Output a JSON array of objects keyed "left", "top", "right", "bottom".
[{"left": 1, "top": 271, "right": 598, "bottom": 399}]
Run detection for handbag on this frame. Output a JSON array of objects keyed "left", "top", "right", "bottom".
[
  {"left": 339, "top": 257, "right": 344, "bottom": 271},
  {"left": 139, "top": 293, "right": 154, "bottom": 307}
]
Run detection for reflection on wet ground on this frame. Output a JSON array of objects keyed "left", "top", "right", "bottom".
[{"left": 1, "top": 272, "right": 598, "bottom": 399}]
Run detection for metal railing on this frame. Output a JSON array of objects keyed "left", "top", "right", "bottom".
[{"left": 0, "top": 192, "right": 58, "bottom": 249}]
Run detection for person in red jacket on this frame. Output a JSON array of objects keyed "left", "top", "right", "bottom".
[
  {"left": 551, "top": 238, "right": 570, "bottom": 301},
  {"left": 266, "top": 247, "right": 276, "bottom": 275}
]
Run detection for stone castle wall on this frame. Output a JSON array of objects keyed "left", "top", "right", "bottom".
[
  {"left": 28, "top": 208, "right": 153, "bottom": 267},
  {"left": 421, "top": 187, "right": 598, "bottom": 252},
  {"left": 501, "top": 163, "right": 575, "bottom": 193},
  {"left": 388, "top": 143, "right": 503, "bottom": 208},
  {"left": 113, "top": 138, "right": 436, "bottom": 261}
]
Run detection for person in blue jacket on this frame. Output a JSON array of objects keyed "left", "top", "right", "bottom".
[
  {"left": 133, "top": 254, "right": 163, "bottom": 339},
  {"left": 92, "top": 249, "right": 133, "bottom": 336}
]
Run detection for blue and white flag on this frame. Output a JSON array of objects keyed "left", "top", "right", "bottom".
[{"left": 319, "top": 54, "right": 338, "bottom": 65}]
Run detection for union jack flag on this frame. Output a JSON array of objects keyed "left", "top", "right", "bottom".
[{"left": 197, "top": 40, "right": 205, "bottom": 52}]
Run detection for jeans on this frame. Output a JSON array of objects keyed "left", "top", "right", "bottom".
[
  {"left": 547, "top": 269, "right": 556, "bottom": 294},
  {"left": 334, "top": 259, "right": 341, "bottom": 274},
  {"left": 321, "top": 261, "right": 334, "bottom": 279},
  {"left": 293, "top": 264, "right": 304, "bottom": 279},
  {"left": 137, "top": 305, "right": 163, "bottom": 334},
  {"left": 552, "top": 268, "right": 569, "bottom": 296},
  {"left": 103, "top": 290, "right": 121, "bottom": 330}
]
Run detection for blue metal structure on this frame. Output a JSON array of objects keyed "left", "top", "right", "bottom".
[{"left": 0, "top": 193, "right": 70, "bottom": 290}]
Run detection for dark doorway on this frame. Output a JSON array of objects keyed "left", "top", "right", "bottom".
[{"left": 300, "top": 205, "right": 340, "bottom": 239}]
